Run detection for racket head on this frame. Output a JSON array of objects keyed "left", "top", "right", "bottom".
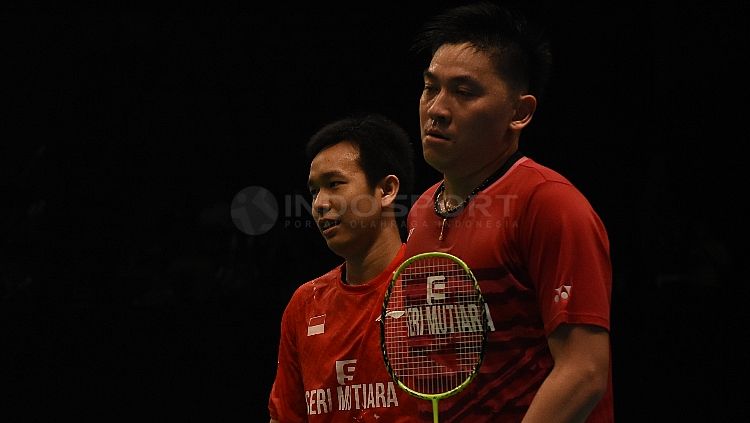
[{"left": 380, "top": 251, "right": 488, "bottom": 402}]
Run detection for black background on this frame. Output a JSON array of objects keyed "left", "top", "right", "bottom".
[{"left": 3, "top": 1, "right": 747, "bottom": 421}]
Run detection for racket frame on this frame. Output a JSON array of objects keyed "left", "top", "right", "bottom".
[{"left": 379, "top": 251, "right": 489, "bottom": 418}]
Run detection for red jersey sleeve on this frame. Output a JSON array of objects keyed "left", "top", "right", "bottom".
[
  {"left": 268, "top": 297, "right": 308, "bottom": 422},
  {"left": 519, "top": 180, "right": 612, "bottom": 335}
]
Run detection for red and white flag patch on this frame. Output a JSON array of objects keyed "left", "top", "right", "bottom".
[{"left": 307, "top": 314, "right": 326, "bottom": 336}]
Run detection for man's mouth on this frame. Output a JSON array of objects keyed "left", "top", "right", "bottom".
[
  {"left": 425, "top": 129, "right": 449, "bottom": 141},
  {"left": 318, "top": 218, "right": 341, "bottom": 231}
]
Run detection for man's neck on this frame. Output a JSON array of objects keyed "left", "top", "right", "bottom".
[
  {"left": 344, "top": 226, "right": 402, "bottom": 285},
  {"left": 443, "top": 147, "right": 519, "bottom": 206}
]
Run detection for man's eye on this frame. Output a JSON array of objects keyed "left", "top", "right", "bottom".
[{"left": 456, "top": 88, "right": 475, "bottom": 97}]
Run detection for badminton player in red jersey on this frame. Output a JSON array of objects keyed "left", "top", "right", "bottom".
[
  {"left": 268, "top": 114, "right": 422, "bottom": 422},
  {"left": 404, "top": 2, "right": 614, "bottom": 422}
]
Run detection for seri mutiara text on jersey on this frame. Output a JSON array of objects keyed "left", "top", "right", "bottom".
[{"left": 304, "top": 359, "right": 400, "bottom": 416}]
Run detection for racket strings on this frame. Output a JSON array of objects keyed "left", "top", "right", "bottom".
[{"left": 383, "top": 257, "right": 485, "bottom": 395}]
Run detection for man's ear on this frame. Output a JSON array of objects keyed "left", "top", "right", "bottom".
[
  {"left": 379, "top": 175, "right": 400, "bottom": 208},
  {"left": 510, "top": 94, "right": 537, "bottom": 130}
]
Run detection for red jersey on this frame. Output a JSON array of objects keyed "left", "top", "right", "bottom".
[
  {"left": 268, "top": 244, "right": 422, "bottom": 422},
  {"left": 405, "top": 156, "right": 614, "bottom": 422}
]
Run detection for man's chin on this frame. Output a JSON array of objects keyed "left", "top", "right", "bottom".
[
  {"left": 324, "top": 238, "right": 349, "bottom": 258},
  {"left": 423, "top": 150, "right": 451, "bottom": 173}
]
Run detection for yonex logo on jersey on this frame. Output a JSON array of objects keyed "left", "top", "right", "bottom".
[
  {"left": 554, "top": 285, "right": 572, "bottom": 303},
  {"left": 308, "top": 314, "right": 326, "bottom": 336},
  {"left": 335, "top": 359, "right": 357, "bottom": 385}
]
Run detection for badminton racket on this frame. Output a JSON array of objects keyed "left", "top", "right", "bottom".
[{"left": 380, "top": 251, "right": 488, "bottom": 422}]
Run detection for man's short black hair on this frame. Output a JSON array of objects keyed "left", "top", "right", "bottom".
[
  {"left": 306, "top": 113, "right": 415, "bottom": 196},
  {"left": 412, "top": 1, "right": 552, "bottom": 102}
]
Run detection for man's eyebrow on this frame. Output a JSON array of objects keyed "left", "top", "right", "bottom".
[
  {"left": 423, "top": 70, "right": 478, "bottom": 85},
  {"left": 308, "top": 170, "right": 345, "bottom": 186}
]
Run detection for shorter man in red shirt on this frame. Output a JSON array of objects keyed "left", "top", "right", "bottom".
[{"left": 268, "top": 113, "right": 422, "bottom": 422}]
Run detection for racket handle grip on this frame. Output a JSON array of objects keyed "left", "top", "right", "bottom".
[{"left": 432, "top": 398, "right": 439, "bottom": 423}]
